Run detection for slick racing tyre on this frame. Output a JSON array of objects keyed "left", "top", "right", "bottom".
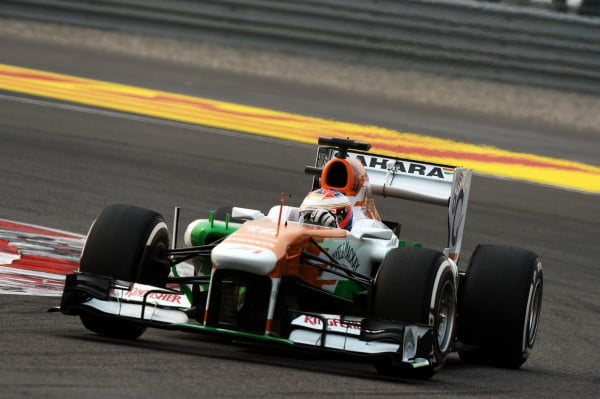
[
  {"left": 79, "top": 204, "right": 170, "bottom": 339},
  {"left": 458, "top": 245, "right": 543, "bottom": 368},
  {"left": 371, "top": 248, "right": 457, "bottom": 379}
]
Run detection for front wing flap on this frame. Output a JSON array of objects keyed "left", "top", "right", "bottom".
[
  {"left": 289, "top": 314, "right": 433, "bottom": 367},
  {"left": 59, "top": 273, "right": 433, "bottom": 368},
  {"left": 60, "top": 272, "right": 191, "bottom": 324}
]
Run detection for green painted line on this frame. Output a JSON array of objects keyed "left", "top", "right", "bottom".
[{"left": 175, "top": 323, "right": 295, "bottom": 345}]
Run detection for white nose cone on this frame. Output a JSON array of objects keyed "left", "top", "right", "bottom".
[{"left": 211, "top": 243, "right": 277, "bottom": 275}]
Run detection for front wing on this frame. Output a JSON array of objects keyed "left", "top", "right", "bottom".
[{"left": 58, "top": 272, "right": 434, "bottom": 369}]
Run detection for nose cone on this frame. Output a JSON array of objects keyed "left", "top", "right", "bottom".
[{"left": 211, "top": 243, "right": 277, "bottom": 275}]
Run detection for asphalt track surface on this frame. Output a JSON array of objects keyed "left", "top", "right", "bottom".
[{"left": 1, "top": 35, "right": 599, "bottom": 398}]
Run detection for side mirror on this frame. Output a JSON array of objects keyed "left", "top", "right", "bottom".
[
  {"left": 355, "top": 227, "right": 394, "bottom": 240},
  {"left": 232, "top": 207, "right": 265, "bottom": 220}
]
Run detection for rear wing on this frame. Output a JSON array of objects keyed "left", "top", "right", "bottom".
[{"left": 310, "top": 146, "right": 472, "bottom": 261}]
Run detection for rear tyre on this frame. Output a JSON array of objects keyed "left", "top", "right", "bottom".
[
  {"left": 79, "top": 204, "right": 171, "bottom": 339},
  {"left": 458, "top": 245, "right": 543, "bottom": 368},
  {"left": 371, "top": 248, "right": 457, "bottom": 379}
]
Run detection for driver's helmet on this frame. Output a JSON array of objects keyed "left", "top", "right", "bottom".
[{"left": 299, "top": 189, "right": 353, "bottom": 230}]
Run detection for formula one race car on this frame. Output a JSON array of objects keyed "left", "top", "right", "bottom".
[{"left": 58, "top": 137, "right": 543, "bottom": 378}]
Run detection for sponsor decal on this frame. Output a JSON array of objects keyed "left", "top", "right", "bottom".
[
  {"left": 302, "top": 315, "right": 361, "bottom": 330},
  {"left": 293, "top": 314, "right": 361, "bottom": 335},
  {"left": 354, "top": 154, "right": 452, "bottom": 181},
  {"left": 110, "top": 283, "right": 192, "bottom": 307},
  {"left": 116, "top": 285, "right": 186, "bottom": 306},
  {"left": 331, "top": 241, "right": 360, "bottom": 272}
]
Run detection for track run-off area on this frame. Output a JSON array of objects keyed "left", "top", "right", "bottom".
[
  {"left": 1, "top": 63, "right": 598, "bottom": 194},
  {"left": 0, "top": 219, "right": 83, "bottom": 296}
]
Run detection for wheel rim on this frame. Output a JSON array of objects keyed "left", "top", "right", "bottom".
[
  {"left": 436, "top": 281, "right": 456, "bottom": 352},
  {"left": 527, "top": 278, "right": 542, "bottom": 346}
]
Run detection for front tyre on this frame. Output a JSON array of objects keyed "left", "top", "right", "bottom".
[
  {"left": 458, "top": 245, "right": 543, "bottom": 368},
  {"left": 371, "top": 248, "right": 458, "bottom": 378},
  {"left": 78, "top": 204, "right": 171, "bottom": 339},
  {"left": 80, "top": 311, "right": 147, "bottom": 340}
]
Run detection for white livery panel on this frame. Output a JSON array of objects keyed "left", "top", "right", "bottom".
[{"left": 314, "top": 146, "right": 472, "bottom": 261}]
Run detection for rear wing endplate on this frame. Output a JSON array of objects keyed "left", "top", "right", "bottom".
[{"left": 311, "top": 147, "right": 472, "bottom": 261}]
